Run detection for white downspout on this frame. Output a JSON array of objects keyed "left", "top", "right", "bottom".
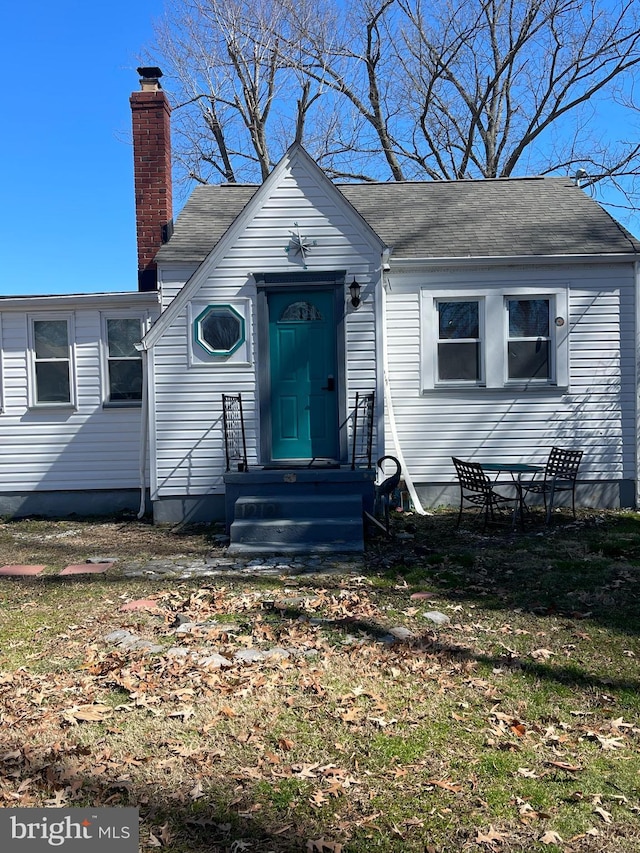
[
  {"left": 381, "top": 271, "right": 428, "bottom": 515},
  {"left": 136, "top": 345, "right": 150, "bottom": 519}
]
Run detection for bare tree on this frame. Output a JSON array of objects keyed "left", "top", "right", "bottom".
[
  {"left": 274, "top": 0, "right": 407, "bottom": 180},
  {"left": 148, "top": 0, "right": 640, "bottom": 214},
  {"left": 149, "top": 0, "right": 324, "bottom": 184},
  {"left": 393, "top": 0, "right": 640, "bottom": 186}
]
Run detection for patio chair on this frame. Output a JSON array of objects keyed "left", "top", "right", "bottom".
[
  {"left": 451, "top": 457, "right": 518, "bottom": 531},
  {"left": 523, "top": 447, "right": 583, "bottom": 523}
]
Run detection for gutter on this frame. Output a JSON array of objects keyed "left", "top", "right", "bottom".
[
  {"left": 0, "top": 291, "right": 160, "bottom": 311},
  {"left": 388, "top": 253, "right": 638, "bottom": 271}
]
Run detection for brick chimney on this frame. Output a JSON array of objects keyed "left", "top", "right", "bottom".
[{"left": 130, "top": 67, "right": 173, "bottom": 292}]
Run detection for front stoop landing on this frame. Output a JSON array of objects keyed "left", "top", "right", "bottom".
[{"left": 224, "top": 466, "right": 376, "bottom": 556}]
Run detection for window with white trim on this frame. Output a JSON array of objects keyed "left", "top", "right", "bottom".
[
  {"left": 194, "top": 304, "right": 245, "bottom": 356},
  {"left": 30, "top": 317, "right": 73, "bottom": 405},
  {"left": 506, "top": 297, "right": 551, "bottom": 380},
  {"left": 436, "top": 299, "right": 483, "bottom": 383},
  {"left": 421, "top": 286, "right": 568, "bottom": 390},
  {"left": 104, "top": 317, "right": 144, "bottom": 403},
  {"left": 188, "top": 300, "right": 251, "bottom": 367}
]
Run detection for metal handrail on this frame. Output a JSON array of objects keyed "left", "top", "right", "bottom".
[
  {"left": 222, "top": 393, "right": 248, "bottom": 472},
  {"left": 351, "top": 391, "right": 375, "bottom": 470}
]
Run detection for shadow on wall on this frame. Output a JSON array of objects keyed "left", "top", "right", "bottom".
[{"left": 2, "top": 406, "right": 152, "bottom": 519}]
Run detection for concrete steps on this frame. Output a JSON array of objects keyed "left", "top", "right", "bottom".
[{"left": 228, "top": 494, "right": 364, "bottom": 555}]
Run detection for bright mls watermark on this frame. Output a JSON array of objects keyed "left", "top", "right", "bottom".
[{"left": 0, "top": 808, "right": 138, "bottom": 851}]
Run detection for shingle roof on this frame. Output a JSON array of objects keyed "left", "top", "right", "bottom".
[{"left": 155, "top": 176, "right": 640, "bottom": 264}]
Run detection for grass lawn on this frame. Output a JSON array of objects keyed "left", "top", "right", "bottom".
[{"left": 0, "top": 509, "right": 638, "bottom": 852}]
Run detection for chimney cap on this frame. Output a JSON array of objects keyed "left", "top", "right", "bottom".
[{"left": 137, "top": 66, "right": 163, "bottom": 82}]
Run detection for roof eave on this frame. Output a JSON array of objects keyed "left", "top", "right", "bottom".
[
  {"left": 0, "top": 291, "right": 161, "bottom": 311},
  {"left": 388, "top": 252, "right": 639, "bottom": 269}
]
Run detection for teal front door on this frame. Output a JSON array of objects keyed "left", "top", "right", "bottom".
[{"left": 268, "top": 290, "right": 338, "bottom": 461}]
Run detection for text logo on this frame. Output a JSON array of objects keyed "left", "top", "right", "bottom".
[{"left": 0, "top": 808, "right": 138, "bottom": 851}]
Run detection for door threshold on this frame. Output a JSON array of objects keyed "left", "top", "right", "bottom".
[{"left": 263, "top": 460, "right": 341, "bottom": 470}]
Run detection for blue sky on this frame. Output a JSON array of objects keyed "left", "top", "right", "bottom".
[
  {"left": 1, "top": 1, "right": 638, "bottom": 297},
  {"left": 0, "top": 0, "right": 167, "bottom": 295}
]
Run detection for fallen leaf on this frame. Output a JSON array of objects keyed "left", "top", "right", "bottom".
[
  {"left": 611, "top": 794, "right": 629, "bottom": 804},
  {"left": 545, "top": 761, "right": 581, "bottom": 772},
  {"left": 540, "top": 830, "right": 563, "bottom": 844},
  {"left": 426, "top": 779, "right": 463, "bottom": 793},
  {"left": 476, "top": 825, "right": 506, "bottom": 848},
  {"left": 220, "top": 706, "right": 237, "bottom": 718},
  {"left": 531, "top": 648, "right": 554, "bottom": 661},
  {"left": 309, "top": 789, "right": 328, "bottom": 808},
  {"left": 0, "top": 750, "right": 23, "bottom": 762},
  {"left": 292, "top": 763, "right": 321, "bottom": 778},
  {"left": 594, "top": 806, "right": 612, "bottom": 823},
  {"left": 189, "top": 781, "right": 204, "bottom": 800},
  {"left": 306, "top": 839, "right": 342, "bottom": 853},
  {"left": 610, "top": 717, "right": 634, "bottom": 731},
  {"left": 368, "top": 715, "right": 395, "bottom": 727},
  {"left": 45, "top": 789, "right": 67, "bottom": 807},
  {"left": 340, "top": 708, "right": 360, "bottom": 723},
  {"left": 158, "top": 823, "right": 172, "bottom": 846},
  {"left": 63, "top": 704, "right": 112, "bottom": 723},
  {"left": 594, "top": 734, "right": 625, "bottom": 750},
  {"left": 167, "top": 706, "right": 194, "bottom": 722},
  {"left": 516, "top": 767, "right": 538, "bottom": 778}
]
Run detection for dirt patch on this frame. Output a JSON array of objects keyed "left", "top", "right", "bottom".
[{"left": 0, "top": 517, "right": 222, "bottom": 570}]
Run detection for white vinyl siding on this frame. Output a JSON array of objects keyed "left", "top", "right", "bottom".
[
  {"left": 0, "top": 296, "right": 159, "bottom": 493},
  {"left": 386, "top": 263, "right": 635, "bottom": 489}
]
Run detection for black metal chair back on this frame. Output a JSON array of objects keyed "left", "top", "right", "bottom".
[
  {"left": 524, "top": 446, "right": 583, "bottom": 522},
  {"left": 452, "top": 457, "right": 492, "bottom": 495},
  {"left": 545, "top": 447, "right": 583, "bottom": 482},
  {"left": 542, "top": 446, "right": 582, "bottom": 520},
  {"left": 452, "top": 457, "right": 516, "bottom": 530}
]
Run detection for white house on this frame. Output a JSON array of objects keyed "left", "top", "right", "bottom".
[{"left": 1, "top": 67, "right": 638, "bottom": 550}]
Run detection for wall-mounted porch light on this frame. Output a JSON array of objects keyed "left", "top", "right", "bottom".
[{"left": 349, "top": 277, "right": 362, "bottom": 308}]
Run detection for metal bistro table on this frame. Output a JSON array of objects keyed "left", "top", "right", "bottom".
[{"left": 479, "top": 462, "right": 544, "bottom": 528}]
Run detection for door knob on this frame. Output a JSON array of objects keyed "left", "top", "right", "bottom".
[{"left": 321, "top": 375, "right": 335, "bottom": 391}]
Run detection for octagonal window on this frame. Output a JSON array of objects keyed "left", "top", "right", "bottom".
[{"left": 194, "top": 304, "right": 245, "bottom": 356}]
